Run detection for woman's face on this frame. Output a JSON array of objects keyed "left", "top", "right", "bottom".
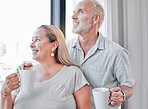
[{"left": 30, "top": 28, "right": 53, "bottom": 62}]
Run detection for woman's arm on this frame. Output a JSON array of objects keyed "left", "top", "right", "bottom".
[
  {"left": 1, "top": 94, "right": 16, "bottom": 109},
  {"left": 74, "top": 85, "right": 91, "bottom": 109},
  {"left": 1, "top": 73, "right": 19, "bottom": 109}
]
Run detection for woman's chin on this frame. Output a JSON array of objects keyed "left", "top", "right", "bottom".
[{"left": 32, "top": 56, "right": 39, "bottom": 61}]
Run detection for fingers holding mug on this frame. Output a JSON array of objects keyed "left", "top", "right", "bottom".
[
  {"left": 17, "top": 62, "right": 33, "bottom": 71},
  {"left": 1, "top": 73, "right": 20, "bottom": 96},
  {"left": 109, "top": 88, "right": 124, "bottom": 107},
  {"left": 5, "top": 73, "right": 20, "bottom": 91},
  {"left": 109, "top": 97, "right": 123, "bottom": 107}
]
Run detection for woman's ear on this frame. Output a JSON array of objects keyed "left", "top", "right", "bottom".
[
  {"left": 52, "top": 41, "right": 58, "bottom": 51},
  {"left": 93, "top": 14, "right": 100, "bottom": 25}
]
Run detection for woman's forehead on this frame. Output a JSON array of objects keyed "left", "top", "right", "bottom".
[{"left": 33, "top": 28, "right": 47, "bottom": 37}]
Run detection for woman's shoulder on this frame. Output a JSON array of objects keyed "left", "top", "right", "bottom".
[
  {"left": 65, "top": 65, "right": 80, "bottom": 70},
  {"left": 64, "top": 65, "right": 83, "bottom": 75}
]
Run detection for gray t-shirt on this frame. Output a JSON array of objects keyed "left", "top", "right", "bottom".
[
  {"left": 66, "top": 33, "right": 135, "bottom": 109},
  {"left": 13, "top": 65, "right": 89, "bottom": 109}
]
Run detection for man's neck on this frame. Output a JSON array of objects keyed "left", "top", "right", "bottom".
[
  {"left": 78, "top": 29, "right": 99, "bottom": 57},
  {"left": 79, "top": 27, "right": 98, "bottom": 46},
  {"left": 79, "top": 33, "right": 98, "bottom": 46}
]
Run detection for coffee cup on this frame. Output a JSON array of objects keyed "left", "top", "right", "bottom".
[
  {"left": 92, "top": 87, "right": 110, "bottom": 109},
  {"left": 18, "top": 70, "right": 36, "bottom": 93}
]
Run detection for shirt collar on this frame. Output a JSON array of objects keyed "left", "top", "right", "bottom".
[
  {"left": 72, "top": 32, "right": 105, "bottom": 50},
  {"left": 96, "top": 32, "right": 105, "bottom": 50},
  {"left": 71, "top": 35, "right": 82, "bottom": 50}
]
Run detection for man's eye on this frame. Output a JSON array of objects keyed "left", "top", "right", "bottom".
[
  {"left": 36, "top": 39, "right": 40, "bottom": 41},
  {"left": 79, "top": 11, "right": 83, "bottom": 14}
]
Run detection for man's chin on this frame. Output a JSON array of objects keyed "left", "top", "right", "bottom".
[{"left": 72, "top": 29, "right": 80, "bottom": 34}]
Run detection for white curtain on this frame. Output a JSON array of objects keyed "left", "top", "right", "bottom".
[{"left": 111, "top": 0, "right": 148, "bottom": 109}]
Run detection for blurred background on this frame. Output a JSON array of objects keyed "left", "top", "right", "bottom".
[{"left": 0, "top": 0, "right": 147, "bottom": 109}]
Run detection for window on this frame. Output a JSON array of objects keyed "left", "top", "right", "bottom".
[{"left": 0, "top": 0, "right": 51, "bottom": 82}]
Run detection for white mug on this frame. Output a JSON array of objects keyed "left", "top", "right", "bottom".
[
  {"left": 92, "top": 87, "right": 110, "bottom": 109},
  {"left": 19, "top": 70, "right": 36, "bottom": 93}
]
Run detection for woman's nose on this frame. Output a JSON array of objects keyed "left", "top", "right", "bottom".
[{"left": 30, "top": 41, "right": 35, "bottom": 48}]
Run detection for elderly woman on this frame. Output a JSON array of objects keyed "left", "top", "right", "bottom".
[{"left": 1, "top": 25, "right": 91, "bottom": 109}]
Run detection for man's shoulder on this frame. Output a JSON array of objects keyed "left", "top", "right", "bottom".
[{"left": 102, "top": 36, "right": 128, "bottom": 55}]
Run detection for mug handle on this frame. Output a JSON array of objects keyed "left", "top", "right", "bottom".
[
  {"left": 108, "top": 91, "right": 111, "bottom": 105},
  {"left": 16, "top": 73, "right": 21, "bottom": 90}
]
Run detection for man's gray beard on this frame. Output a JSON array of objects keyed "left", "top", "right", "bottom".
[
  {"left": 73, "top": 22, "right": 92, "bottom": 34},
  {"left": 72, "top": 15, "right": 94, "bottom": 34}
]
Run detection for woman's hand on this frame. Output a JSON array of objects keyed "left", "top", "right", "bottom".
[
  {"left": 17, "top": 62, "right": 33, "bottom": 71},
  {"left": 1, "top": 73, "right": 20, "bottom": 97}
]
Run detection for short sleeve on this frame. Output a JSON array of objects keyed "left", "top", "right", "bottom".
[
  {"left": 114, "top": 48, "right": 135, "bottom": 87},
  {"left": 73, "top": 67, "right": 89, "bottom": 93}
]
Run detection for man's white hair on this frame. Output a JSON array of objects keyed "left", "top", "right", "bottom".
[{"left": 82, "top": 0, "right": 105, "bottom": 27}]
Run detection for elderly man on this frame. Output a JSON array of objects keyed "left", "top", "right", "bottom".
[{"left": 66, "top": 0, "right": 135, "bottom": 109}]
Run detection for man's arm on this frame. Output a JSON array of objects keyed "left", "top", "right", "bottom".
[{"left": 120, "top": 83, "right": 136, "bottom": 100}]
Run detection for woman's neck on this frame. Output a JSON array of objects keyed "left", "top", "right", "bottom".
[{"left": 35, "top": 63, "right": 64, "bottom": 82}]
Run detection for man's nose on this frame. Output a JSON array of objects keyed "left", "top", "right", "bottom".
[{"left": 72, "top": 13, "right": 78, "bottom": 20}]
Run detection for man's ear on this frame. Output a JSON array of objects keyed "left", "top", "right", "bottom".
[
  {"left": 93, "top": 14, "right": 100, "bottom": 25},
  {"left": 52, "top": 41, "right": 58, "bottom": 51}
]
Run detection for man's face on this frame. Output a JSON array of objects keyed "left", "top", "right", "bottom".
[{"left": 72, "top": 1, "right": 94, "bottom": 34}]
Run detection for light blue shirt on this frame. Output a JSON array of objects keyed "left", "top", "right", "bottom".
[{"left": 66, "top": 33, "right": 135, "bottom": 109}]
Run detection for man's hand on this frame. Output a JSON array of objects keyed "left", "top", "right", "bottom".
[{"left": 109, "top": 87, "right": 124, "bottom": 107}]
